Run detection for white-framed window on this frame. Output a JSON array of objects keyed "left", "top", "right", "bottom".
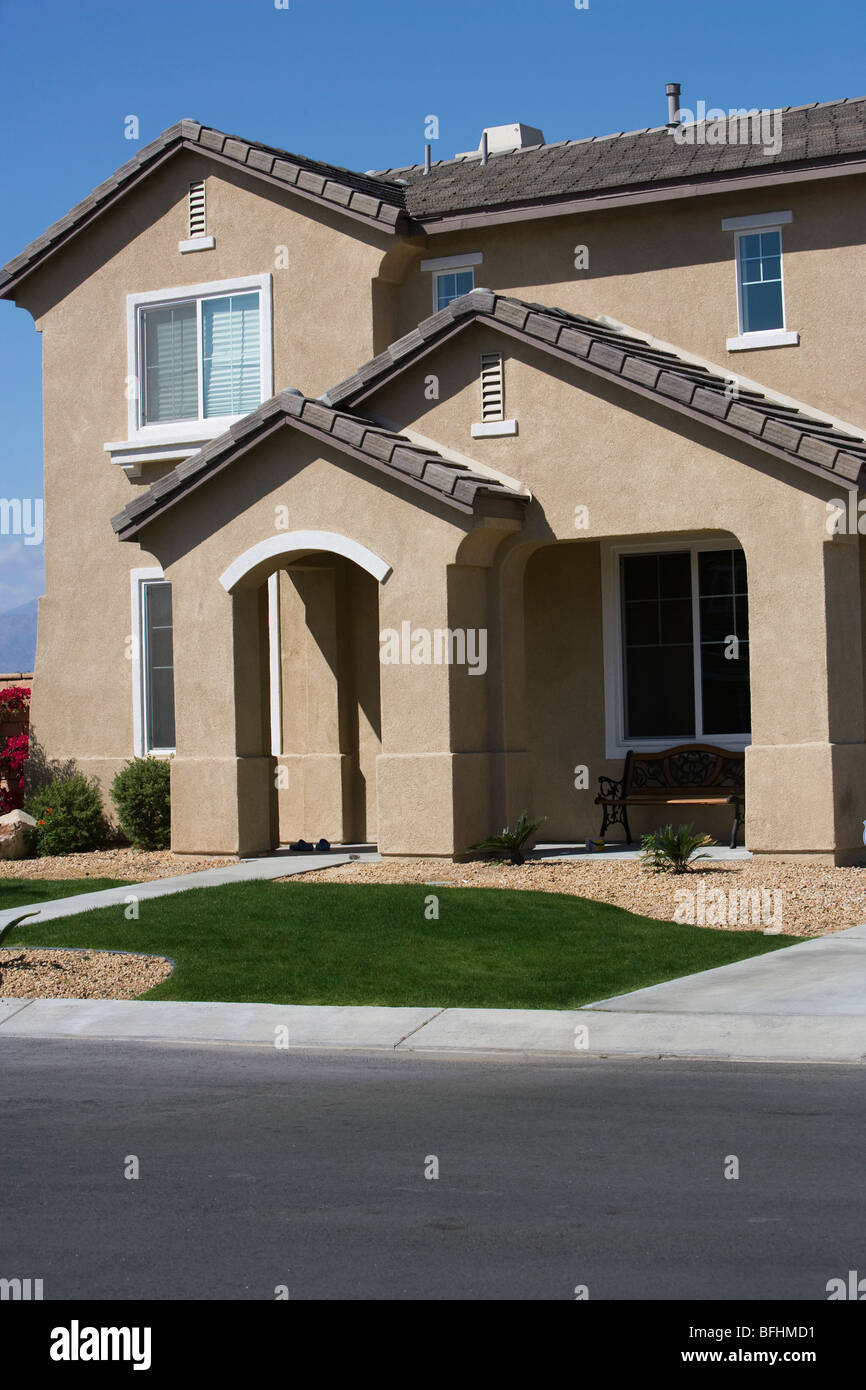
[
  {"left": 419, "top": 252, "right": 483, "bottom": 313},
  {"left": 434, "top": 267, "right": 475, "bottom": 311},
  {"left": 131, "top": 568, "right": 176, "bottom": 756},
  {"left": 602, "top": 539, "right": 751, "bottom": 757},
  {"left": 722, "top": 212, "right": 798, "bottom": 351},
  {"left": 124, "top": 273, "right": 273, "bottom": 447}
]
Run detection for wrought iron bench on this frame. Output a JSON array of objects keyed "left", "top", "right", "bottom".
[{"left": 595, "top": 744, "right": 745, "bottom": 849}]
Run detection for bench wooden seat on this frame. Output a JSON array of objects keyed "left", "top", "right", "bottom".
[{"left": 594, "top": 744, "right": 745, "bottom": 849}]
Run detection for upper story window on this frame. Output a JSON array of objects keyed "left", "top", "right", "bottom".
[
  {"left": 123, "top": 273, "right": 273, "bottom": 448},
  {"left": 419, "top": 252, "right": 484, "bottom": 313},
  {"left": 141, "top": 291, "right": 262, "bottom": 424},
  {"left": 736, "top": 229, "right": 783, "bottom": 333},
  {"left": 722, "top": 212, "right": 799, "bottom": 352},
  {"left": 435, "top": 267, "right": 475, "bottom": 311}
]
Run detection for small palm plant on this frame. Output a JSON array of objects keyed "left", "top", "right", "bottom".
[
  {"left": 471, "top": 811, "right": 546, "bottom": 866},
  {"left": 640, "top": 824, "right": 715, "bottom": 875}
]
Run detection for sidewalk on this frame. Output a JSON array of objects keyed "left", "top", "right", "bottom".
[
  {"left": 0, "top": 846, "right": 379, "bottom": 928},
  {"left": 2, "top": 926, "right": 865, "bottom": 1063}
]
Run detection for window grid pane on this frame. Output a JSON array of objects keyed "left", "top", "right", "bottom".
[
  {"left": 620, "top": 548, "right": 751, "bottom": 741},
  {"left": 141, "top": 303, "right": 198, "bottom": 424},
  {"left": 436, "top": 269, "right": 474, "bottom": 311},
  {"left": 144, "top": 582, "right": 176, "bottom": 750},
  {"left": 202, "top": 292, "right": 261, "bottom": 418},
  {"left": 621, "top": 552, "right": 696, "bottom": 738},
  {"left": 698, "top": 549, "right": 751, "bottom": 735},
  {"left": 739, "top": 228, "right": 784, "bottom": 332}
]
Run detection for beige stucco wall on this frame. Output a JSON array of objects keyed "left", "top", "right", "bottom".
[{"left": 394, "top": 175, "right": 866, "bottom": 426}]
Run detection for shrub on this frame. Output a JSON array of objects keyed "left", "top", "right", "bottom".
[
  {"left": 0, "top": 730, "right": 29, "bottom": 814},
  {"left": 111, "top": 757, "right": 171, "bottom": 850},
  {"left": 26, "top": 773, "right": 110, "bottom": 856},
  {"left": 470, "top": 810, "right": 546, "bottom": 866},
  {"left": 640, "top": 823, "right": 715, "bottom": 875}
]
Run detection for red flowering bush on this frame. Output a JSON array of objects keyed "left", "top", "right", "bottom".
[
  {"left": 0, "top": 731, "right": 29, "bottom": 814},
  {"left": 0, "top": 686, "right": 31, "bottom": 719}
]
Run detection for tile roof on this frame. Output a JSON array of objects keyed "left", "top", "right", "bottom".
[
  {"left": 379, "top": 96, "right": 866, "bottom": 222},
  {"left": 0, "top": 121, "right": 409, "bottom": 297},
  {"left": 4, "top": 98, "right": 866, "bottom": 297},
  {"left": 323, "top": 291, "right": 866, "bottom": 487},
  {"left": 111, "top": 391, "right": 529, "bottom": 539}
]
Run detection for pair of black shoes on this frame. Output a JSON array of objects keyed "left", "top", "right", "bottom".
[{"left": 289, "top": 838, "right": 330, "bottom": 853}]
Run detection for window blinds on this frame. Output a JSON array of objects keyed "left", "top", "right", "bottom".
[{"left": 202, "top": 292, "right": 261, "bottom": 418}]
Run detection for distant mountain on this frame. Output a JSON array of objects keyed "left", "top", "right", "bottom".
[{"left": 0, "top": 598, "right": 38, "bottom": 673}]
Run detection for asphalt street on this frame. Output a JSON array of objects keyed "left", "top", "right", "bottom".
[{"left": 1, "top": 1040, "right": 862, "bottom": 1301}]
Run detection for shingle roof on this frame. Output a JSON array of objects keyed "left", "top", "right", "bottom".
[
  {"left": 323, "top": 291, "right": 866, "bottom": 487},
  {"left": 111, "top": 391, "right": 529, "bottom": 539},
  {"left": 0, "top": 121, "right": 409, "bottom": 298},
  {"left": 4, "top": 98, "right": 866, "bottom": 298},
  {"left": 380, "top": 96, "right": 866, "bottom": 222}
]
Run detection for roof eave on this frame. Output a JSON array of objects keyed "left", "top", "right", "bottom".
[{"left": 416, "top": 154, "right": 866, "bottom": 234}]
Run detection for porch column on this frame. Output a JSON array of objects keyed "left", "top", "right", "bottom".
[
  {"left": 745, "top": 528, "right": 866, "bottom": 864},
  {"left": 376, "top": 561, "right": 496, "bottom": 856},
  {"left": 170, "top": 580, "right": 275, "bottom": 857}
]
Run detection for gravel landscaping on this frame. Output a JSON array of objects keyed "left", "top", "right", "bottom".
[
  {"left": 0, "top": 847, "right": 234, "bottom": 882},
  {"left": 0, "top": 947, "right": 173, "bottom": 999},
  {"left": 298, "top": 857, "right": 866, "bottom": 937}
]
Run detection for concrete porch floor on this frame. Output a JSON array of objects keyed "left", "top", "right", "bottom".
[{"left": 528, "top": 842, "right": 752, "bottom": 863}]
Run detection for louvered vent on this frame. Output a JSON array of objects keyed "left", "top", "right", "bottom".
[
  {"left": 480, "top": 352, "right": 505, "bottom": 422},
  {"left": 188, "top": 181, "right": 207, "bottom": 238}
]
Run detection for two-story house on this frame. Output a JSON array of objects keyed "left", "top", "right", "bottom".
[{"left": 2, "top": 93, "right": 865, "bottom": 862}]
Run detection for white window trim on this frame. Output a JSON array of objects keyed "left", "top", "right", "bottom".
[
  {"left": 121, "top": 273, "right": 273, "bottom": 448},
  {"left": 601, "top": 538, "right": 751, "bottom": 759},
  {"left": 430, "top": 265, "right": 477, "bottom": 313},
  {"left": 724, "top": 218, "right": 798, "bottom": 351},
  {"left": 419, "top": 252, "right": 484, "bottom": 272},
  {"left": 721, "top": 210, "right": 792, "bottom": 231},
  {"left": 130, "top": 568, "right": 176, "bottom": 757}
]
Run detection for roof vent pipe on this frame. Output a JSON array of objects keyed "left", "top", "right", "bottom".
[
  {"left": 666, "top": 82, "right": 682, "bottom": 126},
  {"left": 424, "top": 144, "right": 431, "bottom": 175},
  {"left": 480, "top": 130, "right": 489, "bottom": 166}
]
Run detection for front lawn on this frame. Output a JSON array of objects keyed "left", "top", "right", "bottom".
[
  {"left": 7, "top": 881, "right": 803, "bottom": 1008},
  {"left": 0, "top": 879, "right": 128, "bottom": 911}
]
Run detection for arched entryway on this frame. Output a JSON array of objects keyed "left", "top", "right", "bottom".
[{"left": 220, "top": 530, "right": 389, "bottom": 850}]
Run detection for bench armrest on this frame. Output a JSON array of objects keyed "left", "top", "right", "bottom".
[{"left": 596, "top": 775, "right": 625, "bottom": 802}]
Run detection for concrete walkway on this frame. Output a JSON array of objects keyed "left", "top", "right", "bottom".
[
  {"left": 1, "top": 926, "right": 865, "bottom": 1063},
  {"left": 0, "top": 845, "right": 380, "bottom": 928}
]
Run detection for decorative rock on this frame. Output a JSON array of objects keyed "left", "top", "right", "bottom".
[{"left": 0, "top": 808, "right": 37, "bottom": 860}]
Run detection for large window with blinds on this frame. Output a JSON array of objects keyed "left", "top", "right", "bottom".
[
  {"left": 139, "top": 289, "right": 263, "bottom": 425},
  {"left": 126, "top": 274, "right": 271, "bottom": 439},
  {"left": 603, "top": 542, "right": 750, "bottom": 754}
]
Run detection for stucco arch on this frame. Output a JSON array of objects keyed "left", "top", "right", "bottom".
[{"left": 219, "top": 529, "right": 392, "bottom": 592}]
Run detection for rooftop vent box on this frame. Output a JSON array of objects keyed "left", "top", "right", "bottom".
[{"left": 456, "top": 123, "right": 545, "bottom": 158}]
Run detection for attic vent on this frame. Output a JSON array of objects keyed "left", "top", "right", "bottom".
[
  {"left": 188, "top": 181, "right": 207, "bottom": 238},
  {"left": 480, "top": 352, "right": 505, "bottom": 422}
]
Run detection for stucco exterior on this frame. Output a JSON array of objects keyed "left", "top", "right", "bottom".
[{"left": 5, "top": 120, "right": 866, "bottom": 863}]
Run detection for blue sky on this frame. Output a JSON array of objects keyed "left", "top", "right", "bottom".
[{"left": 1, "top": 0, "right": 865, "bottom": 613}]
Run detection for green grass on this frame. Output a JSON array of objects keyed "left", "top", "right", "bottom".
[
  {"left": 7, "top": 881, "right": 803, "bottom": 1009},
  {"left": 0, "top": 879, "right": 128, "bottom": 910}
]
